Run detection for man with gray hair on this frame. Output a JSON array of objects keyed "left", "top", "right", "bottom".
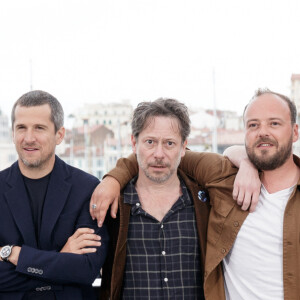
[
  {"left": 98, "top": 98, "right": 211, "bottom": 299},
  {"left": 0, "top": 90, "right": 108, "bottom": 300}
]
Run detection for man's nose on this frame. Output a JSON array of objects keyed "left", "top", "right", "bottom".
[
  {"left": 258, "top": 124, "right": 269, "bottom": 137},
  {"left": 153, "top": 143, "right": 165, "bottom": 158},
  {"left": 23, "top": 129, "right": 36, "bottom": 143}
]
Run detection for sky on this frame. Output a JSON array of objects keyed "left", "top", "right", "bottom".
[{"left": 1, "top": 0, "right": 300, "bottom": 120}]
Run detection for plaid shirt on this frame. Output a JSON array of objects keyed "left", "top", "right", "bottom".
[{"left": 122, "top": 177, "right": 204, "bottom": 300}]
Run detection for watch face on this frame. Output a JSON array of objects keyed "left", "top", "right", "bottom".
[{"left": 1, "top": 246, "right": 11, "bottom": 259}]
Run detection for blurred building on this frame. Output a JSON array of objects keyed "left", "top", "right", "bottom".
[
  {"left": 188, "top": 108, "right": 244, "bottom": 153},
  {"left": 71, "top": 101, "right": 132, "bottom": 134},
  {"left": 59, "top": 101, "right": 133, "bottom": 177},
  {"left": 0, "top": 108, "right": 17, "bottom": 170},
  {"left": 59, "top": 124, "right": 115, "bottom": 179},
  {"left": 290, "top": 74, "right": 300, "bottom": 156},
  {"left": 291, "top": 74, "right": 300, "bottom": 113}
]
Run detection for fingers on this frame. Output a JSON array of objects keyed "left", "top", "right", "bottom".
[
  {"left": 61, "top": 228, "right": 102, "bottom": 254},
  {"left": 90, "top": 176, "right": 121, "bottom": 227},
  {"left": 76, "top": 238, "right": 101, "bottom": 250},
  {"left": 241, "top": 191, "right": 251, "bottom": 211},
  {"left": 97, "top": 196, "right": 118, "bottom": 226},
  {"left": 236, "top": 189, "right": 245, "bottom": 206},
  {"left": 90, "top": 193, "right": 97, "bottom": 220},
  {"left": 95, "top": 200, "right": 110, "bottom": 227},
  {"left": 232, "top": 185, "right": 239, "bottom": 201},
  {"left": 233, "top": 186, "right": 260, "bottom": 212},
  {"left": 110, "top": 197, "right": 118, "bottom": 219},
  {"left": 72, "top": 228, "right": 95, "bottom": 239},
  {"left": 76, "top": 233, "right": 101, "bottom": 243},
  {"left": 79, "top": 248, "right": 98, "bottom": 254},
  {"left": 232, "top": 160, "right": 261, "bottom": 212},
  {"left": 249, "top": 190, "right": 260, "bottom": 212}
]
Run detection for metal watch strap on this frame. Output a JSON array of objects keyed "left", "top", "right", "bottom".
[{"left": 1, "top": 245, "right": 14, "bottom": 262}]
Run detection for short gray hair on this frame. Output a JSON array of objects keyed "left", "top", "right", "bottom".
[
  {"left": 131, "top": 98, "right": 190, "bottom": 142},
  {"left": 11, "top": 90, "right": 64, "bottom": 132}
]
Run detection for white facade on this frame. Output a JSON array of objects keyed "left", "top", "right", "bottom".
[
  {"left": 72, "top": 101, "right": 133, "bottom": 132},
  {"left": 0, "top": 108, "right": 17, "bottom": 170},
  {"left": 290, "top": 74, "right": 300, "bottom": 157},
  {"left": 291, "top": 74, "right": 300, "bottom": 114},
  {"left": 0, "top": 143, "right": 17, "bottom": 170}
]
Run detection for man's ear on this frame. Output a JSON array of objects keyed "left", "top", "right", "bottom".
[
  {"left": 131, "top": 135, "right": 137, "bottom": 154},
  {"left": 293, "top": 123, "right": 299, "bottom": 143},
  {"left": 56, "top": 127, "right": 65, "bottom": 145},
  {"left": 181, "top": 140, "right": 187, "bottom": 157}
]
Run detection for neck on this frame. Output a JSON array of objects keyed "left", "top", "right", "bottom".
[
  {"left": 135, "top": 173, "right": 182, "bottom": 222},
  {"left": 136, "top": 173, "right": 180, "bottom": 194},
  {"left": 261, "top": 155, "right": 300, "bottom": 193},
  {"left": 18, "top": 156, "right": 55, "bottom": 179}
]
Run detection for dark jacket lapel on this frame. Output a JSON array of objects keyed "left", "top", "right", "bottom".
[
  {"left": 39, "top": 156, "right": 72, "bottom": 249},
  {"left": 4, "top": 162, "right": 37, "bottom": 247}
]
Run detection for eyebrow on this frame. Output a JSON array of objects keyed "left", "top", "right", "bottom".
[
  {"left": 15, "top": 123, "right": 48, "bottom": 128},
  {"left": 246, "top": 117, "right": 284, "bottom": 124}
]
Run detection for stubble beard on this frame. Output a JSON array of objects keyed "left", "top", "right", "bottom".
[
  {"left": 20, "top": 149, "right": 54, "bottom": 169},
  {"left": 137, "top": 154, "right": 182, "bottom": 184},
  {"left": 246, "top": 136, "right": 293, "bottom": 171}
]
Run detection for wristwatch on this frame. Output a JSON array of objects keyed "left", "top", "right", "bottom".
[{"left": 0, "top": 245, "right": 14, "bottom": 262}]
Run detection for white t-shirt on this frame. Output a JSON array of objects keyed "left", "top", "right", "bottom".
[{"left": 223, "top": 184, "right": 295, "bottom": 300}]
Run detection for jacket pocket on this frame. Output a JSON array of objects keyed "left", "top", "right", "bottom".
[{"left": 207, "top": 192, "right": 235, "bottom": 245}]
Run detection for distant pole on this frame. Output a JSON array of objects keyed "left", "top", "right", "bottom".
[
  {"left": 83, "top": 119, "right": 89, "bottom": 172},
  {"left": 29, "top": 59, "right": 33, "bottom": 91},
  {"left": 117, "top": 119, "right": 122, "bottom": 158},
  {"left": 212, "top": 68, "right": 218, "bottom": 153}
]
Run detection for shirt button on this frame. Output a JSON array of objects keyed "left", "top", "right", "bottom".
[
  {"left": 136, "top": 203, "right": 140, "bottom": 207},
  {"left": 164, "top": 277, "right": 168, "bottom": 282},
  {"left": 161, "top": 224, "right": 164, "bottom": 229},
  {"left": 162, "top": 251, "right": 166, "bottom": 255}
]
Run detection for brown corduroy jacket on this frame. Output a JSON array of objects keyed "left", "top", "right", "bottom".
[
  {"left": 177, "top": 151, "right": 300, "bottom": 300},
  {"left": 98, "top": 158, "right": 212, "bottom": 299},
  {"left": 99, "top": 151, "right": 300, "bottom": 300}
]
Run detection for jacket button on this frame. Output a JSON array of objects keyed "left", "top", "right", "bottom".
[
  {"left": 233, "top": 221, "right": 239, "bottom": 227},
  {"left": 221, "top": 248, "right": 226, "bottom": 254}
]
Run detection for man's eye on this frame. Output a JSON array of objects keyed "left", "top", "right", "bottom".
[
  {"left": 167, "top": 141, "right": 174, "bottom": 146},
  {"left": 146, "top": 140, "right": 153, "bottom": 144},
  {"left": 248, "top": 123, "right": 257, "bottom": 128}
]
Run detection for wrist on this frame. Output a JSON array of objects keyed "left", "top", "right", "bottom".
[
  {"left": 8, "top": 246, "right": 21, "bottom": 265},
  {"left": 240, "top": 157, "right": 257, "bottom": 170},
  {"left": 0, "top": 245, "right": 15, "bottom": 263}
]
